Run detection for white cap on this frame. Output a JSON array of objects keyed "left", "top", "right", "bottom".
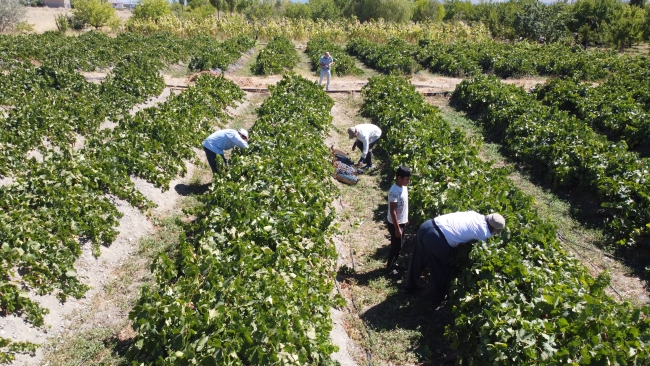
[
  {"left": 486, "top": 213, "right": 505, "bottom": 230},
  {"left": 238, "top": 129, "right": 249, "bottom": 139}
]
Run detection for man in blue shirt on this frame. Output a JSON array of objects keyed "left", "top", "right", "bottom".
[
  {"left": 202, "top": 128, "right": 249, "bottom": 173},
  {"left": 318, "top": 51, "right": 334, "bottom": 91}
]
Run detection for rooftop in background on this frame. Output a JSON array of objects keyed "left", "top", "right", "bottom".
[
  {"left": 42, "top": 0, "right": 71, "bottom": 8},
  {"left": 112, "top": 0, "right": 136, "bottom": 9}
]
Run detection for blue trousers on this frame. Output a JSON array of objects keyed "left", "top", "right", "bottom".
[
  {"left": 319, "top": 68, "right": 331, "bottom": 89},
  {"left": 405, "top": 219, "right": 453, "bottom": 297}
]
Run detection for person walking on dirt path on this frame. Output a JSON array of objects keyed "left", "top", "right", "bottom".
[
  {"left": 386, "top": 166, "right": 412, "bottom": 273},
  {"left": 318, "top": 51, "right": 334, "bottom": 91},
  {"left": 404, "top": 211, "right": 506, "bottom": 303},
  {"left": 348, "top": 123, "right": 381, "bottom": 169},
  {"left": 202, "top": 128, "right": 249, "bottom": 173}
]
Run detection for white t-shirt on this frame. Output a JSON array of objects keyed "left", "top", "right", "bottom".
[
  {"left": 434, "top": 211, "right": 492, "bottom": 248},
  {"left": 354, "top": 124, "right": 382, "bottom": 159},
  {"left": 387, "top": 184, "right": 408, "bottom": 224}
]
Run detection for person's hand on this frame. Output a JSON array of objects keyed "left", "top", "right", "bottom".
[{"left": 395, "top": 226, "right": 402, "bottom": 238}]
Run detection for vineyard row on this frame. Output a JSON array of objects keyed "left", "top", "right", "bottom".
[{"left": 362, "top": 74, "right": 650, "bottom": 365}]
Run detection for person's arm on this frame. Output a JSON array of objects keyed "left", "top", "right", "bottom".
[
  {"left": 232, "top": 135, "right": 249, "bottom": 149},
  {"left": 389, "top": 201, "right": 402, "bottom": 238},
  {"left": 360, "top": 133, "right": 370, "bottom": 159}
]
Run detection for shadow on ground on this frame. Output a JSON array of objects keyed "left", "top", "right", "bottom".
[
  {"left": 338, "top": 240, "right": 457, "bottom": 365},
  {"left": 174, "top": 183, "right": 211, "bottom": 196},
  {"left": 337, "top": 183, "right": 455, "bottom": 364},
  {"left": 361, "top": 292, "right": 457, "bottom": 366}
]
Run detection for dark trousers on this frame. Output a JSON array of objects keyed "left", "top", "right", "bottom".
[
  {"left": 386, "top": 221, "right": 405, "bottom": 268},
  {"left": 405, "top": 219, "right": 453, "bottom": 297},
  {"left": 204, "top": 147, "right": 226, "bottom": 174},
  {"left": 353, "top": 140, "right": 376, "bottom": 166}
]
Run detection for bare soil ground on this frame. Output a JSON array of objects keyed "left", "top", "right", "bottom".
[
  {"left": 21, "top": 7, "right": 131, "bottom": 33},
  {"left": 4, "top": 88, "right": 256, "bottom": 366},
  {"left": 222, "top": 74, "right": 543, "bottom": 94}
]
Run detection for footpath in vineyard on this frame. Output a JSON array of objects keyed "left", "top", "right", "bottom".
[
  {"left": 4, "top": 87, "right": 264, "bottom": 366},
  {"left": 326, "top": 93, "right": 453, "bottom": 365}
]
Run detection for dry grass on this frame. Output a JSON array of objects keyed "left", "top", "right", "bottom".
[{"left": 623, "top": 42, "right": 650, "bottom": 56}]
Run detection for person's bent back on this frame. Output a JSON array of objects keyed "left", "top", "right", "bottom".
[{"left": 202, "top": 128, "right": 249, "bottom": 174}]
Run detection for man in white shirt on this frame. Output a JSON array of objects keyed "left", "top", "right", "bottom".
[
  {"left": 202, "top": 128, "right": 249, "bottom": 173},
  {"left": 347, "top": 123, "right": 382, "bottom": 169},
  {"left": 386, "top": 166, "right": 411, "bottom": 272},
  {"left": 404, "top": 211, "right": 506, "bottom": 302}
]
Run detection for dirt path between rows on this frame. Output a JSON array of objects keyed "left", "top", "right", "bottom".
[
  {"left": 325, "top": 94, "right": 451, "bottom": 365},
  {"left": 79, "top": 70, "right": 544, "bottom": 95},
  {"left": 208, "top": 74, "right": 544, "bottom": 94}
]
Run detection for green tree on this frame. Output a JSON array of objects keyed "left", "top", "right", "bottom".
[
  {"left": 132, "top": 0, "right": 171, "bottom": 21},
  {"left": 354, "top": 0, "right": 413, "bottom": 22},
  {"left": 209, "top": 0, "right": 225, "bottom": 18},
  {"left": 570, "top": 0, "right": 621, "bottom": 47},
  {"left": 630, "top": 0, "right": 646, "bottom": 7},
  {"left": 240, "top": 0, "right": 274, "bottom": 19},
  {"left": 603, "top": 4, "right": 645, "bottom": 51},
  {"left": 646, "top": 3, "right": 650, "bottom": 40},
  {"left": 335, "top": 0, "right": 354, "bottom": 17},
  {"left": 186, "top": 0, "right": 216, "bottom": 18},
  {"left": 169, "top": 1, "right": 184, "bottom": 17},
  {"left": 0, "top": 0, "right": 26, "bottom": 32},
  {"left": 309, "top": 0, "right": 340, "bottom": 20},
  {"left": 513, "top": 1, "right": 570, "bottom": 42},
  {"left": 495, "top": 1, "right": 528, "bottom": 39},
  {"left": 443, "top": 0, "right": 474, "bottom": 21},
  {"left": 71, "top": 0, "right": 120, "bottom": 30},
  {"left": 284, "top": 2, "right": 311, "bottom": 19},
  {"left": 412, "top": 0, "right": 444, "bottom": 22}
]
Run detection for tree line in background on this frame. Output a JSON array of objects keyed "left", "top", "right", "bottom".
[
  {"left": 138, "top": 0, "right": 649, "bottom": 51},
  {"left": 0, "top": 0, "right": 649, "bottom": 52}
]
